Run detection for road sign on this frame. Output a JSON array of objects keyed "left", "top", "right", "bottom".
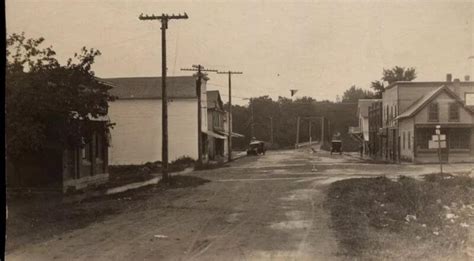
[
  {"left": 429, "top": 140, "right": 446, "bottom": 149},
  {"left": 432, "top": 135, "right": 446, "bottom": 141},
  {"left": 435, "top": 129, "right": 441, "bottom": 135}
]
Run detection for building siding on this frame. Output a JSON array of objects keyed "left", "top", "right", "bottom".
[{"left": 108, "top": 98, "right": 206, "bottom": 165}]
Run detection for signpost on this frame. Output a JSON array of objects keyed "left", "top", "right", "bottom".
[{"left": 428, "top": 125, "right": 445, "bottom": 173}]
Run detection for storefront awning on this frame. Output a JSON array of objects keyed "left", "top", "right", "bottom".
[
  {"left": 215, "top": 131, "right": 245, "bottom": 138},
  {"left": 205, "top": 130, "right": 226, "bottom": 139}
]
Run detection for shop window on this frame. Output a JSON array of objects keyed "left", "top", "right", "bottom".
[
  {"left": 449, "top": 103, "right": 460, "bottom": 121},
  {"left": 416, "top": 128, "right": 432, "bottom": 149},
  {"left": 428, "top": 103, "right": 439, "bottom": 122},
  {"left": 82, "top": 142, "right": 92, "bottom": 162},
  {"left": 449, "top": 129, "right": 470, "bottom": 150},
  {"left": 95, "top": 133, "right": 103, "bottom": 160},
  {"left": 408, "top": 131, "right": 411, "bottom": 149},
  {"left": 402, "top": 132, "right": 406, "bottom": 149}
]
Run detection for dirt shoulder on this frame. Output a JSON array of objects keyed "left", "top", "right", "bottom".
[{"left": 325, "top": 173, "right": 474, "bottom": 260}]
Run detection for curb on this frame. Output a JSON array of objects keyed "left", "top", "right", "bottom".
[{"left": 63, "top": 167, "right": 195, "bottom": 204}]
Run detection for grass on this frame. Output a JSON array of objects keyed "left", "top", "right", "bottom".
[
  {"left": 108, "top": 156, "right": 195, "bottom": 187},
  {"left": 325, "top": 173, "right": 474, "bottom": 260}
]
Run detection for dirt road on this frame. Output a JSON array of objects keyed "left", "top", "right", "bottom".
[{"left": 6, "top": 148, "right": 473, "bottom": 260}]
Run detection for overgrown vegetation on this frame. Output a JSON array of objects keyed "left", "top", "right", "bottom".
[
  {"left": 326, "top": 173, "right": 474, "bottom": 260},
  {"left": 108, "top": 156, "right": 195, "bottom": 186}
]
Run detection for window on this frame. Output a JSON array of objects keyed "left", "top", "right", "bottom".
[
  {"left": 449, "top": 128, "right": 471, "bottom": 150},
  {"left": 428, "top": 103, "right": 439, "bottom": 122},
  {"left": 95, "top": 133, "right": 103, "bottom": 160},
  {"left": 449, "top": 103, "right": 460, "bottom": 121},
  {"left": 408, "top": 131, "right": 411, "bottom": 149},
  {"left": 82, "top": 142, "right": 92, "bottom": 161},
  {"left": 402, "top": 132, "right": 406, "bottom": 149},
  {"left": 416, "top": 128, "right": 433, "bottom": 149}
]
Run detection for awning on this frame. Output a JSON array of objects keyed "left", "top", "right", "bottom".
[
  {"left": 215, "top": 130, "right": 245, "bottom": 138},
  {"left": 205, "top": 130, "right": 226, "bottom": 139}
]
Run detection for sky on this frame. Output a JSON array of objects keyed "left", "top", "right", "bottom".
[{"left": 6, "top": 0, "right": 474, "bottom": 105}]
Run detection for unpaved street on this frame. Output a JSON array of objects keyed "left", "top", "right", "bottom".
[{"left": 7, "top": 148, "right": 474, "bottom": 261}]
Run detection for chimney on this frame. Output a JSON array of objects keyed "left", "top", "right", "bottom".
[
  {"left": 465, "top": 75, "right": 470, "bottom": 81},
  {"left": 446, "top": 74, "right": 452, "bottom": 82}
]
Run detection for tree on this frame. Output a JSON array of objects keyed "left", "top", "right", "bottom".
[
  {"left": 370, "top": 66, "right": 417, "bottom": 97},
  {"left": 370, "top": 80, "right": 385, "bottom": 98},
  {"left": 342, "top": 85, "right": 375, "bottom": 102},
  {"left": 6, "top": 33, "right": 115, "bottom": 163},
  {"left": 382, "top": 66, "right": 417, "bottom": 84}
]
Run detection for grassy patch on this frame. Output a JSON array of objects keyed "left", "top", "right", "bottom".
[
  {"left": 108, "top": 156, "right": 195, "bottom": 187},
  {"left": 326, "top": 173, "right": 474, "bottom": 260},
  {"left": 158, "top": 175, "right": 210, "bottom": 189}
]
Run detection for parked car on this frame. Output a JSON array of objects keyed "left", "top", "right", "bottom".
[
  {"left": 247, "top": 141, "right": 266, "bottom": 156},
  {"left": 331, "top": 139, "right": 342, "bottom": 155}
]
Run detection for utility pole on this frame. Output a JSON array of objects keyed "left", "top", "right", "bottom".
[
  {"left": 308, "top": 119, "right": 312, "bottom": 146},
  {"left": 321, "top": 116, "right": 325, "bottom": 147},
  {"left": 217, "top": 70, "right": 243, "bottom": 162},
  {"left": 268, "top": 116, "right": 274, "bottom": 145},
  {"left": 139, "top": 12, "right": 188, "bottom": 182},
  {"left": 181, "top": 65, "right": 217, "bottom": 167},
  {"left": 295, "top": 116, "right": 300, "bottom": 148},
  {"left": 250, "top": 98, "right": 254, "bottom": 138}
]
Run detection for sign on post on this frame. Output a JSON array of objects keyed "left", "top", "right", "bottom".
[
  {"left": 429, "top": 140, "right": 446, "bottom": 149},
  {"left": 432, "top": 135, "right": 446, "bottom": 141}
]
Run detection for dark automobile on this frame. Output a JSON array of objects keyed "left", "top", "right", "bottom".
[
  {"left": 247, "top": 141, "right": 266, "bottom": 156},
  {"left": 330, "top": 139, "right": 342, "bottom": 155}
]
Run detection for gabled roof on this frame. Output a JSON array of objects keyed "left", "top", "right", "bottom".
[
  {"left": 100, "top": 76, "right": 197, "bottom": 99},
  {"left": 207, "top": 90, "right": 224, "bottom": 109},
  {"left": 396, "top": 85, "right": 473, "bottom": 120},
  {"left": 358, "top": 99, "right": 381, "bottom": 118}
]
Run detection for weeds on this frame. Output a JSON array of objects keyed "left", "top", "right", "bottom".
[{"left": 326, "top": 173, "right": 474, "bottom": 259}]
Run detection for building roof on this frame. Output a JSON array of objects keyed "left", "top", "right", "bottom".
[
  {"left": 385, "top": 80, "right": 474, "bottom": 90},
  {"left": 358, "top": 99, "right": 381, "bottom": 118},
  {"left": 396, "top": 85, "right": 473, "bottom": 120},
  {"left": 207, "top": 90, "right": 224, "bottom": 109},
  {"left": 100, "top": 76, "right": 197, "bottom": 99}
]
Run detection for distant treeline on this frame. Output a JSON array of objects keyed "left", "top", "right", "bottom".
[{"left": 228, "top": 96, "right": 359, "bottom": 152}]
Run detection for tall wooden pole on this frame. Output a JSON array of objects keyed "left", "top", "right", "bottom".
[
  {"left": 321, "top": 116, "right": 325, "bottom": 147},
  {"left": 139, "top": 12, "right": 188, "bottom": 182},
  {"left": 228, "top": 72, "right": 232, "bottom": 161},
  {"left": 217, "top": 70, "right": 243, "bottom": 162},
  {"left": 296, "top": 116, "right": 300, "bottom": 148},
  {"left": 181, "top": 65, "right": 217, "bottom": 166}
]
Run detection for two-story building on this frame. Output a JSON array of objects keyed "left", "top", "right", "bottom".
[
  {"left": 349, "top": 99, "right": 381, "bottom": 157},
  {"left": 206, "top": 90, "right": 244, "bottom": 161},
  {"left": 381, "top": 74, "right": 474, "bottom": 163}
]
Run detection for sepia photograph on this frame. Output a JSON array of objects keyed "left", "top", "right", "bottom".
[{"left": 4, "top": 0, "right": 474, "bottom": 260}]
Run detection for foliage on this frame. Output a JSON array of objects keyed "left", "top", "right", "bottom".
[
  {"left": 5, "top": 33, "right": 115, "bottom": 160},
  {"left": 382, "top": 66, "right": 417, "bottom": 84},
  {"left": 370, "top": 66, "right": 417, "bottom": 97},
  {"left": 341, "top": 85, "right": 376, "bottom": 102},
  {"left": 229, "top": 96, "right": 359, "bottom": 151},
  {"left": 326, "top": 174, "right": 474, "bottom": 259}
]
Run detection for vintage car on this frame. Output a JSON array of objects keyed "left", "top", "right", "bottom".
[
  {"left": 247, "top": 140, "right": 266, "bottom": 156},
  {"left": 330, "top": 139, "right": 343, "bottom": 155}
]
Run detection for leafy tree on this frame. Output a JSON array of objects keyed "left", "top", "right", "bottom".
[
  {"left": 342, "top": 85, "right": 375, "bottom": 102},
  {"left": 6, "top": 33, "right": 114, "bottom": 163},
  {"left": 370, "top": 66, "right": 417, "bottom": 97},
  {"left": 382, "top": 66, "right": 417, "bottom": 84},
  {"left": 370, "top": 80, "right": 385, "bottom": 98}
]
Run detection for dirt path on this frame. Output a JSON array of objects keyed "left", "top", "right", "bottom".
[{"left": 6, "top": 148, "right": 473, "bottom": 260}]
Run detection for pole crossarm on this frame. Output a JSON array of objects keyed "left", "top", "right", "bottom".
[
  {"left": 217, "top": 71, "right": 243, "bottom": 75},
  {"left": 139, "top": 13, "right": 189, "bottom": 20}
]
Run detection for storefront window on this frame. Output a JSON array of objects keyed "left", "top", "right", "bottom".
[{"left": 449, "top": 129, "right": 470, "bottom": 149}]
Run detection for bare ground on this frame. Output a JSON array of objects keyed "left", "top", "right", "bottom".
[{"left": 6, "top": 148, "right": 474, "bottom": 260}]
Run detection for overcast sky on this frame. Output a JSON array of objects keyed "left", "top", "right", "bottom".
[{"left": 6, "top": 0, "right": 474, "bottom": 104}]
